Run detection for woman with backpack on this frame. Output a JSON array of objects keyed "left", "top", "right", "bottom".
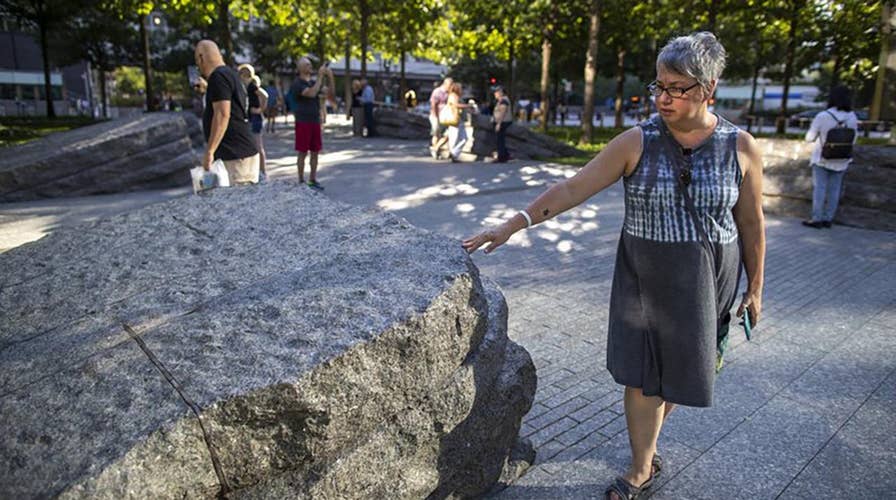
[{"left": 803, "top": 86, "right": 859, "bottom": 229}]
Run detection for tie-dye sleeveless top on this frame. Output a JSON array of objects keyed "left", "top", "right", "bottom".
[{"left": 623, "top": 115, "right": 742, "bottom": 244}]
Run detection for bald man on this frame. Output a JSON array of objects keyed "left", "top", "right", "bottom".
[
  {"left": 194, "top": 40, "right": 259, "bottom": 184},
  {"left": 287, "top": 57, "right": 331, "bottom": 190}
]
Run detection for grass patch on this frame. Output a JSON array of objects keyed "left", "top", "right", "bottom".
[
  {"left": 856, "top": 137, "right": 892, "bottom": 146},
  {"left": 539, "top": 126, "right": 626, "bottom": 166},
  {"left": 540, "top": 125, "right": 892, "bottom": 166},
  {"left": 0, "top": 116, "right": 102, "bottom": 148}
]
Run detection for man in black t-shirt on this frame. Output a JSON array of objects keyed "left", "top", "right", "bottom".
[
  {"left": 287, "top": 57, "right": 332, "bottom": 190},
  {"left": 194, "top": 40, "right": 259, "bottom": 184}
]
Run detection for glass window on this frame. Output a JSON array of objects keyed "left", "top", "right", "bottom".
[
  {"left": 35, "top": 85, "right": 63, "bottom": 100},
  {"left": 0, "top": 84, "right": 17, "bottom": 100}
]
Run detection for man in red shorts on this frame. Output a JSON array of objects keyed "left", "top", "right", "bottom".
[{"left": 288, "top": 57, "right": 332, "bottom": 189}]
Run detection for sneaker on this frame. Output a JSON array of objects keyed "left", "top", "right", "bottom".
[
  {"left": 821, "top": 221, "right": 832, "bottom": 228},
  {"left": 802, "top": 220, "right": 824, "bottom": 229},
  {"left": 307, "top": 180, "right": 324, "bottom": 190}
]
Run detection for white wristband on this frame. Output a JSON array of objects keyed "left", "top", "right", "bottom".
[{"left": 518, "top": 210, "right": 533, "bottom": 228}]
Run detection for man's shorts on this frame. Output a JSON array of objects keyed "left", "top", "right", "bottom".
[
  {"left": 249, "top": 114, "right": 263, "bottom": 134},
  {"left": 222, "top": 153, "right": 260, "bottom": 184},
  {"left": 295, "top": 121, "right": 322, "bottom": 152},
  {"left": 429, "top": 114, "right": 445, "bottom": 137}
]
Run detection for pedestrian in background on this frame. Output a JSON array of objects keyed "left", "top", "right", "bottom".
[
  {"left": 351, "top": 79, "right": 364, "bottom": 137},
  {"left": 264, "top": 79, "right": 281, "bottom": 133},
  {"left": 360, "top": 78, "right": 376, "bottom": 137},
  {"left": 802, "top": 85, "right": 859, "bottom": 229},
  {"left": 191, "top": 77, "right": 207, "bottom": 123},
  {"left": 446, "top": 82, "right": 470, "bottom": 163},
  {"left": 463, "top": 32, "right": 765, "bottom": 500},
  {"left": 492, "top": 85, "right": 513, "bottom": 163},
  {"left": 239, "top": 64, "right": 269, "bottom": 181},
  {"left": 429, "top": 77, "right": 452, "bottom": 158},
  {"left": 288, "top": 57, "right": 332, "bottom": 190},
  {"left": 194, "top": 40, "right": 259, "bottom": 184}
]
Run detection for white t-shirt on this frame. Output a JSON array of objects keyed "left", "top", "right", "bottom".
[{"left": 805, "top": 107, "right": 859, "bottom": 171}]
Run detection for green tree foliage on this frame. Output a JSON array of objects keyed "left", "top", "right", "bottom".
[
  {"left": 58, "top": 1, "right": 883, "bottom": 131},
  {"left": 48, "top": 2, "right": 134, "bottom": 117},
  {"left": 817, "top": 0, "right": 882, "bottom": 94},
  {"left": 0, "top": 0, "right": 85, "bottom": 117}
]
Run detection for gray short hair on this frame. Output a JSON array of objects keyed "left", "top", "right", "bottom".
[{"left": 657, "top": 32, "right": 726, "bottom": 91}]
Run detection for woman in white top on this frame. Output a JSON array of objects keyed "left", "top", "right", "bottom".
[{"left": 803, "top": 86, "right": 859, "bottom": 228}]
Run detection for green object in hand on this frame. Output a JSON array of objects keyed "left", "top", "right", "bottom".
[{"left": 741, "top": 312, "right": 752, "bottom": 341}]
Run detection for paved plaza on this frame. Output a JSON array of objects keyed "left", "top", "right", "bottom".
[{"left": 1, "top": 118, "right": 894, "bottom": 499}]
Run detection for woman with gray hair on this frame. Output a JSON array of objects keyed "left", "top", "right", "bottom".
[{"left": 463, "top": 32, "right": 765, "bottom": 500}]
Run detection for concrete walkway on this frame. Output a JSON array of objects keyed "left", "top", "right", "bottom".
[{"left": 2, "top": 119, "right": 894, "bottom": 499}]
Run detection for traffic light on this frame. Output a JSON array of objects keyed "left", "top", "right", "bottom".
[{"left": 489, "top": 77, "right": 497, "bottom": 85}]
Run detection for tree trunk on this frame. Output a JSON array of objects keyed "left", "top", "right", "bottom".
[
  {"left": 344, "top": 31, "right": 352, "bottom": 119},
  {"left": 317, "top": 0, "right": 327, "bottom": 61},
  {"left": 642, "top": 37, "right": 656, "bottom": 117},
  {"left": 138, "top": 14, "right": 154, "bottom": 112},
  {"left": 360, "top": 0, "right": 369, "bottom": 79},
  {"left": 100, "top": 69, "right": 108, "bottom": 118},
  {"left": 777, "top": 2, "right": 799, "bottom": 134},
  {"left": 400, "top": 49, "right": 407, "bottom": 111},
  {"left": 748, "top": 60, "right": 760, "bottom": 132},
  {"left": 829, "top": 36, "right": 843, "bottom": 91},
  {"left": 38, "top": 16, "right": 55, "bottom": 118},
  {"left": 508, "top": 32, "right": 516, "bottom": 112},
  {"left": 539, "top": 37, "right": 551, "bottom": 132},
  {"left": 580, "top": 0, "right": 600, "bottom": 145},
  {"left": 707, "top": 0, "right": 719, "bottom": 32},
  {"left": 552, "top": 70, "right": 560, "bottom": 124},
  {"left": 614, "top": 48, "right": 626, "bottom": 128},
  {"left": 870, "top": 1, "right": 892, "bottom": 122},
  {"left": 219, "top": 0, "right": 234, "bottom": 65}
]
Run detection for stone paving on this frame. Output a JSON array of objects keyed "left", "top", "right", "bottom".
[{"left": 1, "top": 117, "right": 894, "bottom": 499}]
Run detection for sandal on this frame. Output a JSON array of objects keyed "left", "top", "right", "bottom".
[
  {"left": 652, "top": 453, "right": 664, "bottom": 480},
  {"left": 604, "top": 475, "right": 653, "bottom": 500}
]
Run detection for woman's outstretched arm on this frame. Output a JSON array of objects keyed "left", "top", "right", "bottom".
[{"left": 463, "top": 127, "right": 642, "bottom": 254}]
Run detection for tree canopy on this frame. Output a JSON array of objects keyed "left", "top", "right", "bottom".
[{"left": 17, "top": 0, "right": 887, "bottom": 118}]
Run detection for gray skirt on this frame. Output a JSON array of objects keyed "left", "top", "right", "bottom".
[{"left": 606, "top": 231, "right": 740, "bottom": 407}]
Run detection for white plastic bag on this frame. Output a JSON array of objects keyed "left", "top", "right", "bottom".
[{"left": 190, "top": 159, "right": 231, "bottom": 193}]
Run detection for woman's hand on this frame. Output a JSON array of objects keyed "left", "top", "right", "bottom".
[
  {"left": 462, "top": 223, "right": 515, "bottom": 254},
  {"left": 736, "top": 289, "right": 762, "bottom": 325}
]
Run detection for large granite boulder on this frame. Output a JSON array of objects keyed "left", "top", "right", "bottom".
[
  {"left": 0, "top": 182, "right": 536, "bottom": 499},
  {"left": 470, "top": 115, "right": 585, "bottom": 160},
  {"left": 757, "top": 138, "right": 896, "bottom": 231},
  {"left": 373, "top": 108, "right": 431, "bottom": 140},
  {"left": 0, "top": 112, "right": 203, "bottom": 202}
]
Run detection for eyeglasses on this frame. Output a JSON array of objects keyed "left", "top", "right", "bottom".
[{"left": 647, "top": 81, "right": 701, "bottom": 98}]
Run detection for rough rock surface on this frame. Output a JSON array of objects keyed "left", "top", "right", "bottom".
[
  {"left": 373, "top": 108, "right": 431, "bottom": 140},
  {"left": 758, "top": 138, "right": 896, "bottom": 231},
  {"left": 470, "top": 115, "right": 585, "bottom": 159},
  {"left": 0, "top": 112, "right": 203, "bottom": 202},
  {"left": 0, "top": 182, "right": 536, "bottom": 499}
]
